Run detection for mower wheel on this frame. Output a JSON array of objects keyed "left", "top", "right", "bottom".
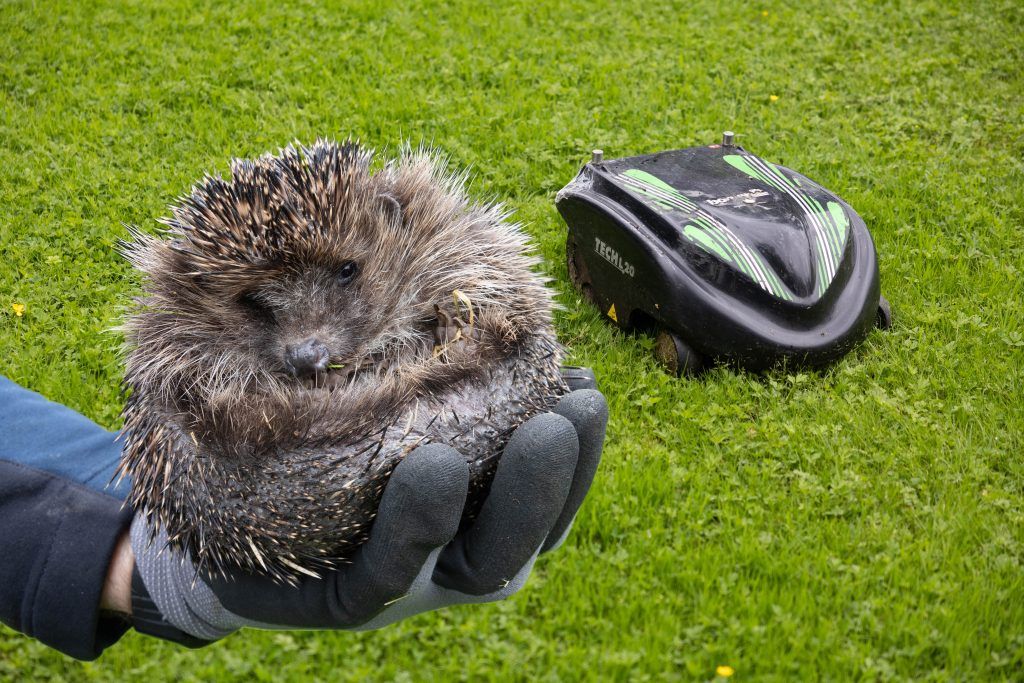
[
  {"left": 654, "top": 328, "right": 706, "bottom": 377},
  {"left": 876, "top": 296, "right": 892, "bottom": 330},
  {"left": 566, "top": 235, "right": 597, "bottom": 307}
]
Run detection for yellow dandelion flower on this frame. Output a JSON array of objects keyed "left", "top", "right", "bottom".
[
  {"left": 11, "top": 303, "right": 26, "bottom": 317},
  {"left": 716, "top": 665, "right": 735, "bottom": 678},
  {"left": 761, "top": 10, "right": 769, "bottom": 17},
  {"left": 769, "top": 95, "right": 779, "bottom": 102}
]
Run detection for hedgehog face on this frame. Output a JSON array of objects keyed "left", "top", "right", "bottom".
[
  {"left": 233, "top": 261, "right": 370, "bottom": 384},
  {"left": 122, "top": 140, "right": 553, "bottom": 410}
]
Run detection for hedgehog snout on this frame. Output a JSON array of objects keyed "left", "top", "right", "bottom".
[{"left": 284, "top": 338, "right": 330, "bottom": 379}]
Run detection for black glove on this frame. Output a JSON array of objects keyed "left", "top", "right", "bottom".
[{"left": 130, "top": 383, "right": 607, "bottom": 641}]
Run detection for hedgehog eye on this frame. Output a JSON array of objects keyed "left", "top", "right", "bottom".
[
  {"left": 239, "top": 291, "right": 275, "bottom": 324},
  {"left": 336, "top": 261, "right": 359, "bottom": 286}
]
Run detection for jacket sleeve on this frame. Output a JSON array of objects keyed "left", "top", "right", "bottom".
[{"left": 0, "top": 376, "right": 134, "bottom": 660}]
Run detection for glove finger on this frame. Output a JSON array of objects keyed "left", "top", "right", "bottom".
[
  {"left": 541, "top": 389, "right": 608, "bottom": 553},
  {"left": 209, "top": 443, "right": 468, "bottom": 628},
  {"left": 433, "top": 412, "right": 578, "bottom": 595},
  {"left": 333, "top": 443, "right": 469, "bottom": 623},
  {"left": 560, "top": 366, "right": 598, "bottom": 392}
]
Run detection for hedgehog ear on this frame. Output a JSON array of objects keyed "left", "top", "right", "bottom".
[{"left": 376, "top": 192, "right": 403, "bottom": 227}]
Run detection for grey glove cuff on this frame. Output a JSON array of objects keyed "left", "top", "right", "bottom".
[{"left": 130, "top": 515, "right": 247, "bottom": 641}]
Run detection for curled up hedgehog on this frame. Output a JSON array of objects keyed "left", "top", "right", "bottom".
[{"left": 117, "top": 140, "right": 568, "bottom": 582}]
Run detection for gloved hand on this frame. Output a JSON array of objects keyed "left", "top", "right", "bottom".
[{"left": 129, "top": 385, "right": 607, "bottom": 643}]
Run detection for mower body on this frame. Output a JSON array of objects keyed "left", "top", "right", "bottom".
[{"left": 556, "top": 141, "right": 887, "bottom": 372}]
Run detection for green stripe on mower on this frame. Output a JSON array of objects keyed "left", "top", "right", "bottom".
[
  {"left": 620, "top": 167, "right": 793, "bottom": 301},
  {"left": 724, "top": 153, "right": 850, "bottom": 298}
]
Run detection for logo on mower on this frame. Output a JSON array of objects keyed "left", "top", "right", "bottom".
[
  {"left": 706, "top": 188, "right": 770, "bottom": 206},
  {"left": 594, "top": 237, "right": 635, "bottom": 277}
]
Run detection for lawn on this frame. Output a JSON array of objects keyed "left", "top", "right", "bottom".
[{"left": 1, "top": 0, "right": 1022, "bottom": 680}]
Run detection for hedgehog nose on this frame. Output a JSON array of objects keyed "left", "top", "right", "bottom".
[{"left": 284, "top": 338, "right": 330, "bottom": 379}]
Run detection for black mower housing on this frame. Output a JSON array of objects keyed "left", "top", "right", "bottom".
[{"left": 556, "top": 140, "right": 886, "bottom": 372}]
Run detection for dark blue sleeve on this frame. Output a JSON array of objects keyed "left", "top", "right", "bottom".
[{"left": 0, "top": 376, "right": 134, "bottom": 660}]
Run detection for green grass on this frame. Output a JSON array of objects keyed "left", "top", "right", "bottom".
[{"left": 1, "top": 0, "right": 1022, "bottom": 680}]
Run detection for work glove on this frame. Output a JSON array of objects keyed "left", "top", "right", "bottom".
[{"left": 129, "top": 378, "right": 607, "bottom": 644}]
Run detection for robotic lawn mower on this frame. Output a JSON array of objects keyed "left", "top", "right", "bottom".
[{"left": 556, "top": 133, "right": 891, "bottom": 376}]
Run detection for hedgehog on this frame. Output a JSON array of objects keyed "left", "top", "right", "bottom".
[{"left": 117, "top": 140, "right": 567, "bottom": 582}]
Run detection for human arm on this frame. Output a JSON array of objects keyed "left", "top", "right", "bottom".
[
  {"left": 100, "top": 531, "right": 133, "bottom": 615},
  {"left": 0, "top": 372, "right": 607, "bottom": 653}
]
